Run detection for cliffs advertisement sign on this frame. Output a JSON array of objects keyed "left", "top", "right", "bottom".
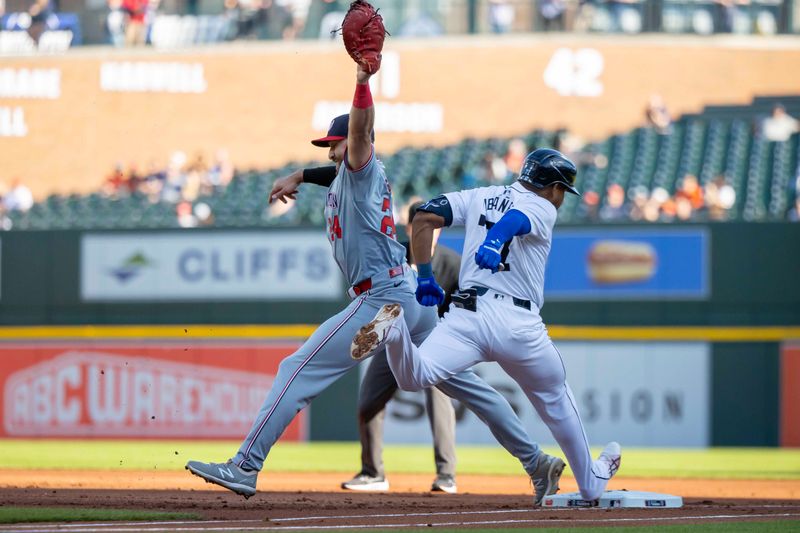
[
  {"left": 81, "top": 231, "right": 341, "bottom": 301},
  {"left": 0, "top": 343, "right": 304, "bottom": 439}
]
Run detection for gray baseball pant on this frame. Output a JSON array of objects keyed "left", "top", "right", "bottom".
[
  {"left": 232, "top": 277, "right": 542, "bottom": 478},
  {"left": 357, "top": 351, "right": 456, "bottom": 478}
]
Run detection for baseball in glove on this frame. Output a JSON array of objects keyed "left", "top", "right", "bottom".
[{"left": 340, "top": 0, "right": 387, "bottom": 75}]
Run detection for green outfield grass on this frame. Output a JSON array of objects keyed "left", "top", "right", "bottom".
[
  {"left": 331, "top": 525, "right": 800, "bottom": 533},
  {"left": 365, "top": 525, "right": 800, "bottom": 533},
  {"left": 0, "top": 507, "right": 200, "bottom": 524},
  {"left": 1, "top": 440, "right": 799, "bottom": 480}
]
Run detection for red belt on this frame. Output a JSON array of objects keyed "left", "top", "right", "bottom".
[{"left": 349, "top": 265, "right": 404, "bottom": 297}]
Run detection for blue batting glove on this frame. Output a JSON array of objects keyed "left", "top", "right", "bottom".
[
  {"left": 416, "top": 276, "right": 445, "bottom": 307},
  {"left": 475, "top": 238, "right": 503, "bottom": 273}
]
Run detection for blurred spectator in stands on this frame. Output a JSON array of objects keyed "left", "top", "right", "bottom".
[
  {"left": 674, "top": 195, "right": 693, "bottom": 221},
  {"left": 161, "top": 150, "right": 187, "bottom": 203},
  {"left": 572, "top": 0, "right": 596, "bottom": 32},
  {"left": 141, "top": 159, "right": 166, "bottom": 203},
  {"left": 711, "top": 0, "right": 750, "bottom": 33},
  {"left": 194, "top": 201, "right": 215, "bottom": 226},
  {"left": 478, "top": 150, "right": 508, "bottom": 184},
  {"left": 0, "top": 205, "right": 11, "bottom": 230},
  {"left": 318, "top": 2, "right": 346, "bottom": 39},
  {"left": 581, "top": 190, "right": 600, "bottom": 221},
  {"left": 627, "top": 186, "right": 649, "bottom": 221},
  {"left": 659, "top": 189, "right": 677, "bottom": 221},
  {"left": 761, "top": 104, "right": 800, "bottom": 142},
  {"left": 488, "top": 0, "right": 515, "bottom": 33},
  {"left": 503, "top": 138, "right": 527, "bottom": 176},
  {"left": 609, "top": 0, "right": 642, "bottom": 33},
  {"left": 0, "top": 181, "right": 11, "bottom": 230},
  {"left": 27, "top": 0, "right": 54, "bottom": 44},
  {"left": 277, "top": 0, "right": 312, "bottom": 39},
  {"left": 230, "top": 0, "right": 268, "bottom": 39},
  {"left": 643, "top": 187, "right": 671, "bottom": 222},
  {"left": 599, "top": 183, "right": 626, "bottom": 221},
  {"left": 262, "top": 1, "right": 296, "bottom": 40},
  {"left": 127, "top": 163, "right": 144, "bottom": 195},
  {"left": 398, "top": 9, "right": 444, "bottom": 37},
  {"left": 788, "top": 197, "right": 800, "bottom": 222},
  {"left": 176, "top": 200, "right": 198, "bottom": 228},
  {"left": 704, "top": 175, "right": 736, "bottom": 221},
  {"left": 184, "top": 151, "right": 208, "bottom": 199},
  {"left": 675, "top": 174, "right": 704, "bottom": 212},
  {"left": 554, "top": 130, "right": 608, "bottom": 169},
  {"left": 645, "top": 93, "right": 672, "bottom": 135},
  {"left": 122, "top": 0, "right": 149, "bottom": 45},
  {"left": 540, "top": 0, "right": 566, "bottom": 30},
  {"left": 123, "top": 0, "right": 160, "bottom": 45},
  {"left": 101, "top": 162, "right": 127, "bottom": 198},
  {"left": 107, "top": 0, "right": 126, "bottom": 46},
  {"left": 4, "top": 178, "right": 33, "bottom": 213},
  {"left": 208, "top": 148, "right": 235, "bottom": 191}
]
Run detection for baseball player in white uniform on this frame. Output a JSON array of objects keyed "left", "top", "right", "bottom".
[{"left": 352, "top": 148, "right": 622, "bottom": 502}]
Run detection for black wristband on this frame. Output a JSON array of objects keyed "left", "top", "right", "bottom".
[{"left": 302, "top": 166, "right": 337, "bottom": 187}]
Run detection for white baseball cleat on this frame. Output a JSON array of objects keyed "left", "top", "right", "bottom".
[
  {"left": 341, "top": 472, "right": 390, "bottom": 491},
  {"left": 594, "top": 441, "right": 622, "bottom": 480},
  {"left": 431, "top": 474, "right": 458, "bottom": 494},
  {"left": 350, "top": 303, "right": 402, "bottom": 360}
]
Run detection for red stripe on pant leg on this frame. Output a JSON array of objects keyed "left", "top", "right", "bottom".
[{"left": 239, "top": 298, "right": 365, "bottom": 465}]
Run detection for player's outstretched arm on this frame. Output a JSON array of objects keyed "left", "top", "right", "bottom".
[
  {"left": 269, "top": 166, "right": 337, "bottom": 203},
  {"left": 269, "top": 169, "right": 302, "bottom": 204},
  {"left": 347, "top": 65, "right": 375, "bottom": 171}
]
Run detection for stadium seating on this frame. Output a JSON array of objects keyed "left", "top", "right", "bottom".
[{"left": 7, "top": 95, "right": 798, "bottom": 230}]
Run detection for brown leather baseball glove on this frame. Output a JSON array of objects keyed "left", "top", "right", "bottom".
[{"left": 340, "top": 0, "right": 387, "bottom": 75}]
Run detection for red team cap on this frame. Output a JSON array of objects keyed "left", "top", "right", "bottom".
[{"left": 311, "top": 114, "right": 375, "bottom": 147}]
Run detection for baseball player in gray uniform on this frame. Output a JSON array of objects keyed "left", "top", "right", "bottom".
[
  {"left": 185, "top": 64, "right": 555, "bottom": 502},
  {"left": 262, "top": 179, "right": 460, "bottom": 492},
  {"left": 352, "top": 149, "right": 622, "bottom": 504}
]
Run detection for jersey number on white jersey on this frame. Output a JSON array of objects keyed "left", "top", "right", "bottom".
[{"left": 478, "top": 214, "right": 512, "bottom": 271}]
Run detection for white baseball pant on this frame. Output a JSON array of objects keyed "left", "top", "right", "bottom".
[{"left": 385, "top": 288, "right": 613, "bottom": 500}]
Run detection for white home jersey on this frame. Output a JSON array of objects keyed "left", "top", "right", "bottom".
[{"left": 444, "top": 182, "right": 557, "bottom": 308}]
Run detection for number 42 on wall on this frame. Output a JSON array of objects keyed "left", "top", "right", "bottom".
[{"left": 543, "top": 48, "right": 604, "bottom": 98}]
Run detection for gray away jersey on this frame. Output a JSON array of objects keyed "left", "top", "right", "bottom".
[
  {"left": 324, "top": 148, "right": 407, "bottom": 286},
  {"left": 444, "top": 182, "right": 558, "bottom": 308}
]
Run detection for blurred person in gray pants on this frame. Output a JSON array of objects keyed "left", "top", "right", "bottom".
[{"left": 343, "top": 200, "right": 462, "bottom": 494}]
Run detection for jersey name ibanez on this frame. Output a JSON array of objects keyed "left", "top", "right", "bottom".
[
  {"left": 324, "top": 149, "right": 407, "bottom": 287},
  {"left": 443, "top": 182, "right": 558, "bottom": 308}
]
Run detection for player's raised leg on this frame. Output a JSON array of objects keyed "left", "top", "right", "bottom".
[{"left": 380, "top": 305, "right": 485, "bottom": 391}]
